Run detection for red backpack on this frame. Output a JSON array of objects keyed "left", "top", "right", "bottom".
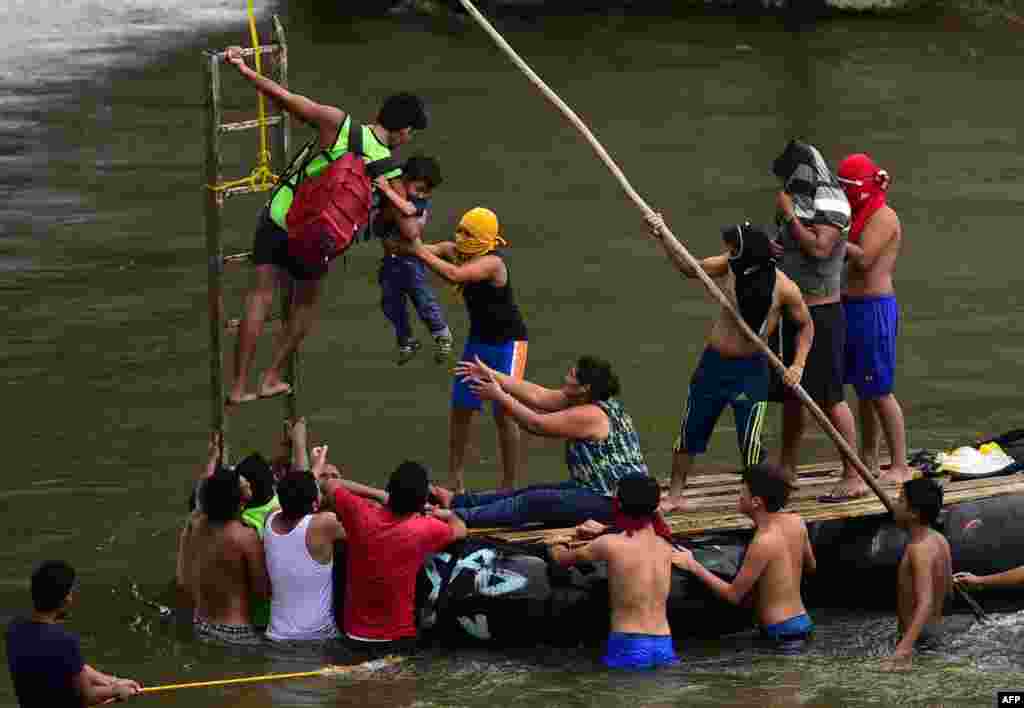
[{"left": 284, "top": 119, "right": 395, "bottom": 271}]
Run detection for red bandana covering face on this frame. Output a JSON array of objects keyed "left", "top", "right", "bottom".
[
  {"left": 838, "top": 153, "right": 889, "bottom": 244},
  {"left": 612, "top": 498, "right": 674, "bottom": 542}
]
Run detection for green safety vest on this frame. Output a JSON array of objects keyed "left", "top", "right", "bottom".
[
  {"left": 240, "top": 495, "right": 280, "bottom": 630},
  {"left": 268, "top": 116, "right": 402, "bottom": 229}
]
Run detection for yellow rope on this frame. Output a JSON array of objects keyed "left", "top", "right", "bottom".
[
  {"left": 246, "top": 0, "right": 275, "bottom": 186},
  {"left": 140, "top": 667, "right": 333, "bottom": 693},
  {"left": 208, "top": 1, "right": 278, "bottom": 194},
  {"left": 139, "top": 657, "right": 404, "bottom": 694}
]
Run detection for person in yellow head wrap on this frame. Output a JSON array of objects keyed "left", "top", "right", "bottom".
[{"left": 411, "top": 207, "right": 529, "bottom": 492}]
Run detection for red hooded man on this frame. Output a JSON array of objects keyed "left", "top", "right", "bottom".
[{"left": 837, "top": 153, "right": 912, "bottom": 485}]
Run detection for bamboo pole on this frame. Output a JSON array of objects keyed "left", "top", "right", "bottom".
[
  {"left": 272, "top": 15, "right": 298, "bottom": 421},
  {"left": 203, "top": 51, "right": 227, "bottom": 464},
  {"left": 456, "top": 0, "right": 894, "bottom": 514}
]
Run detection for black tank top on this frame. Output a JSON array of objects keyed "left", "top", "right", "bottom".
[{"left": 462, "top": 255, "right": 529, "bottom": 344}]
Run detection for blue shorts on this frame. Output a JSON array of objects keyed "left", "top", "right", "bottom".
[
  {"left": 676, "top": 347, "right": 769, "bottom": 467},
  {"left": 843, "top": 295, "right": 899, "bottom": 399},
  {"left": 451, "top": 338, "right": 528, "bottom": 411},
  {"left": 603, "top": 632, "right": 678, "bottom": 670},
  {"left": 761, "top": 612, "right": 813, "bottom": 642}
]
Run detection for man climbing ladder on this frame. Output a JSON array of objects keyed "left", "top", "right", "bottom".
[{"left": 224, "top": 44, "right": 429, "bottom": 405}]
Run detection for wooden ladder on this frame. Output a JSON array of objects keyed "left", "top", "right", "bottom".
[{"left": 202, "top": 16, "right": 295, "bottom": 463}]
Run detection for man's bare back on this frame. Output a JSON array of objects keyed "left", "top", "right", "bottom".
[
  {"left": 602, "top": 527, "right": 674, "bottom": 635},
  {"left": 673, "top": 507, "right": 815, "bottom": 630},
  {"left": 190, "top": 517, "right": 269, "bottom": 626},
  {"left": 844, "top": 205, "right": 901, "bottom": 297},
  {"left": 896, "top": 528, "right": 952, "bottom": 643},
  {"left": 748, "top": 512, "right": 814, "bottom": 627}
]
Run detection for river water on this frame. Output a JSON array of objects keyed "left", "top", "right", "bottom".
[{"left": 3, "top": 1, "right": 1024, "bottom": 706}]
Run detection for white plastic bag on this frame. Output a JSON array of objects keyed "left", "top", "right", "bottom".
[{"left": 936, "top": 443, "right": 1015, "bottom": 479}]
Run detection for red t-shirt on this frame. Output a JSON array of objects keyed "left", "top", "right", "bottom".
[{"left": 334, "top": 487, "right": 455, "bottom": 640}]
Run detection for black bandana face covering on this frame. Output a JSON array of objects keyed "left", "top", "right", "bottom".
[{"left": 723, "top": 223, "right": 777, "bottom": 335}]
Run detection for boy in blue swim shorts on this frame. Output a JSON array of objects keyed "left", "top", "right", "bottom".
[
  {"left": 673, "top": 463, "right": 816, "bottom": 647},
  {"left": 549, "top": 477, "right": 679, "bottom": 670}
]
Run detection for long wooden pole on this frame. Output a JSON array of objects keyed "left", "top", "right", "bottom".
[
  {"left": 202, "top": 50, "right": 227, "bottom": 465},
  {"left": 272, "top": 14, "right": 299, "bottom": 422},
  {"left": 457, "top": 0, "right": 894, "bottom": 514}
]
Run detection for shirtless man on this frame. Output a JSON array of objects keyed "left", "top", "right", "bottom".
[
  {"left": 673, "top": 463, "right": 816, "bottom": 643},
  {"left": 187, "top": 467, "right": 271, "bottom": 644},
  {"left": 645, "top": 216, "right": 813, "bottom": 512},
  {"left": 887, "top": 478, "right": 952, "bottom": 670},
  {"left": 838, "top": 153, "right": 912, "bottom": 484},
  {"left": 549, "top": 476, "right": 678, "bottom": 670}
]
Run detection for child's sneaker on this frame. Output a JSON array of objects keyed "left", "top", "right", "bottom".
[
  {"left": 433, "top": 334, "right": 454, "bottom": 364},
  {"left": 397, "top": 339, "right": 422, "bottom": 366}
]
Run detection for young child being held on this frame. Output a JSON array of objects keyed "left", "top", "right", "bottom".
[{"left": 372, "top": 156, "right": 453, "bottom": 365}]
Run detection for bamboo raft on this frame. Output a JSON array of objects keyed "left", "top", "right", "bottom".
[{"left": 469, "top": 459, "right": 1024, "bottom": 546}]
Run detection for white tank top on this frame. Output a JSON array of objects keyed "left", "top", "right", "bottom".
[{"left": 264, "top": 511, "right": 340, "bottom": 641}]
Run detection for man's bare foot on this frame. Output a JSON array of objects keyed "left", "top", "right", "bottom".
[
  {"left": 877, "top": 464, "right": 915, "bottom": 485},
  {"left": 659, "top": 495, "right": 698, "bottom": 514},
  {"left": 818, "top": 477, "right": 871, "bottom": 503},
  {"left": 225, "top": 391, "right": 258, "bottom": 409},
  {"left": 258, "top": 373, "right": 293, "bottom": 399},
  {"left": 429, "top": 484, "right": 455, "bottom": 509}
]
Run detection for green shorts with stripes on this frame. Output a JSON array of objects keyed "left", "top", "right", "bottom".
[{"left": 674, "top": 347, "right": 769, "bottom": 468}]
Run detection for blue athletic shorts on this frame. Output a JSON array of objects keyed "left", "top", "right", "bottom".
[
  {"left": 451, "top": 338, "right": 528, "bottom": 411},
  {"left": 761, "top": 612, "right": 813, "bottom": 641},
  {"left": 676, "top": 347, "right": 769, "bottom": 467},
  {"left": 843, "top": 294, "right": 899, "bottom": 399},
  {"left": 603, "top": 632, "right": 679, "bottom": 670}
]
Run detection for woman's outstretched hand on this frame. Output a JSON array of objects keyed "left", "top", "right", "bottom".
[
  {"left": 455, "top": 356, "right": 498, "bottom": 387},
  {"left": 467, "top": 365, "right": 504, "bottom": 403}
]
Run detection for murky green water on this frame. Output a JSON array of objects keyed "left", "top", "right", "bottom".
[{"left": 3, "top": 2, "right": 1024, "bottom": 706}]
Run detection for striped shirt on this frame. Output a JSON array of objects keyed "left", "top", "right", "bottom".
[
  {"left": 565, "top": 398, "right": 649, "bottom": 496},
  {"left": 778, "top": 143, "right": 852, "bottom": 299}
]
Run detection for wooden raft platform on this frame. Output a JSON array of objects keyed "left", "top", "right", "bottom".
[{"left": 469, "top": 459, "right": 1024, "bottom": 545}]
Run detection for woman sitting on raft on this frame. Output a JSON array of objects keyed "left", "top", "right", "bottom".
[{"left": 431, "top": 355, "right": 651, "bottom": 528}]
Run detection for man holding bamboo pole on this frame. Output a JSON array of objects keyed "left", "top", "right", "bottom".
[{"left": 644, "top": 218, "right": 814, "bottom": 512}]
